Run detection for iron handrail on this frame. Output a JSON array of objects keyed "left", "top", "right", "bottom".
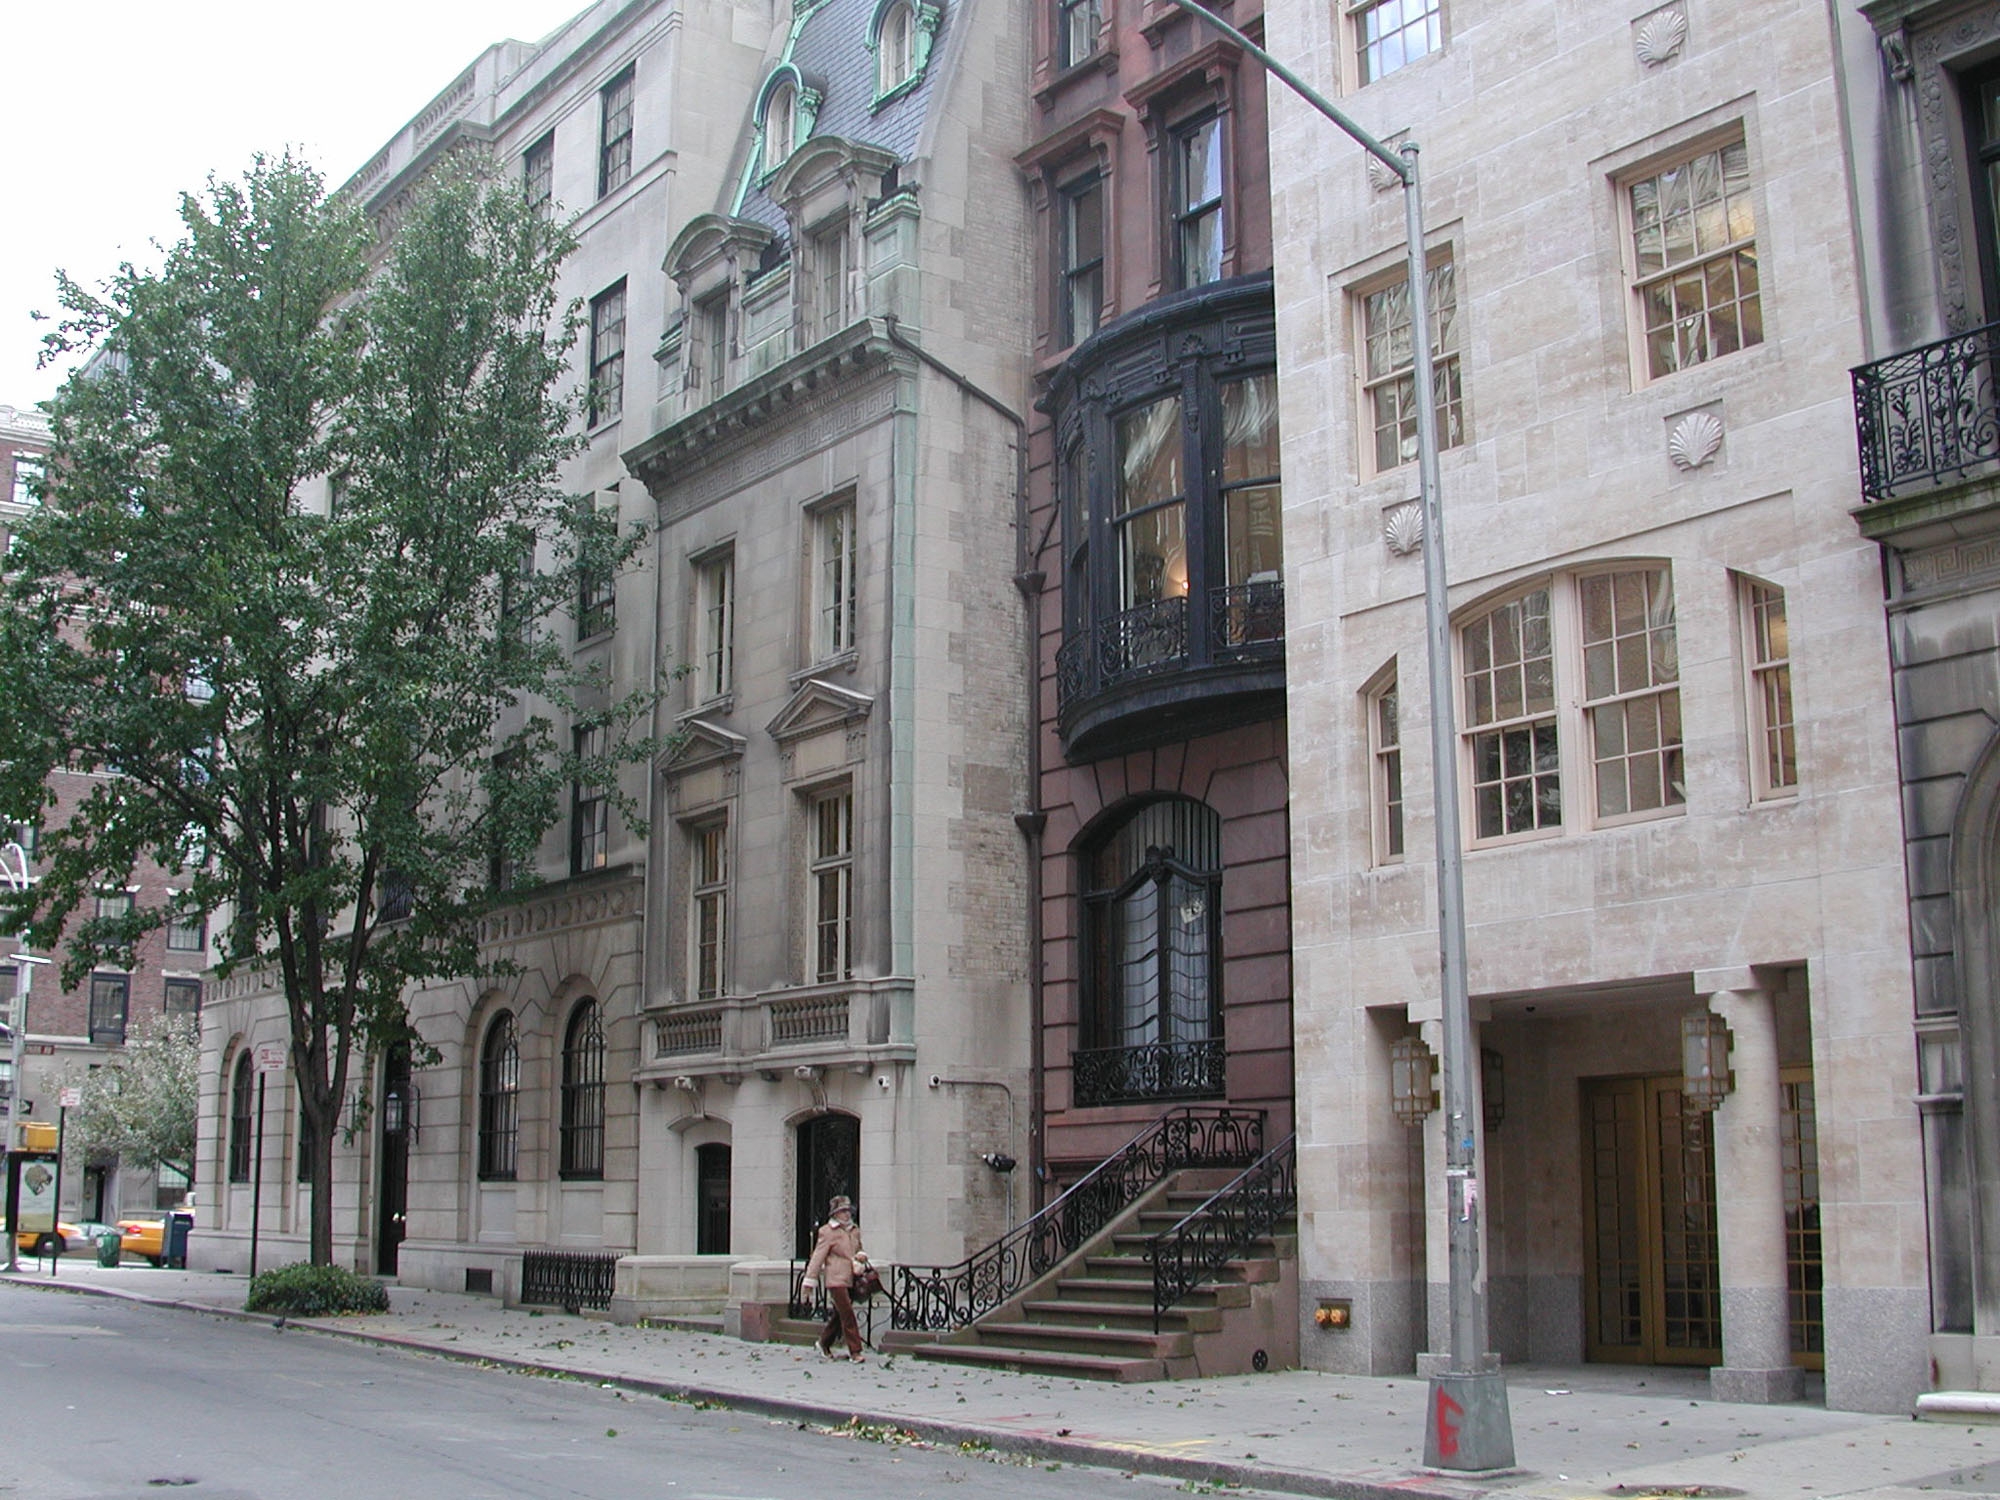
[
  {"left": 1852, "top": 320, "right": 2000, "bottom": 502},
  {"left": 1145, "top": 1132, "right": 1297, "bottom": 1331},
  {"left": 890, "top": 1104, "right": 1266, "bottom": 1332}
]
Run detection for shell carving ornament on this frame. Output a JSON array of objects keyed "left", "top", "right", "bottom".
[
  {"left": 1635, "top": 6, "right": 1688, "bottom": 67},
  {"left": 1668, "top": 411, "right": 1724, "bottom": 471},
  {"left": 1383, "top": 500, "right": 1425, "bottom": 556}
]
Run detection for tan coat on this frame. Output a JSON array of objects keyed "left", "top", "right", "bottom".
[{"left": 804, "top": 1218, "right": 865, "bottom": 1288}]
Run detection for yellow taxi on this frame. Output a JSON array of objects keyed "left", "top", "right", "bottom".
[{"left": 116, "top": 1218, "right": 166, "bottom": 1265}]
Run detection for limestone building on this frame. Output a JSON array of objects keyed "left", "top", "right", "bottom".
[
  {"left": 621, "top": 0, "right": 1033, "bottom": 1270},
  {"left": 196, "top": 0, "right": 773, "bottom": 1286},
  {"left": 1263, "top": 0, "right": 1924, "bottom": 1411}
]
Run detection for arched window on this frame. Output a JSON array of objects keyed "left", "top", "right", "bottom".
[
  {"left": 560, "top": 1000, "right": 605, "bottom": 1180},
  {"left": 763, "top": 82, "right": 796, "bottom": 175},
  {"left": 1076, "top": 798, "right": 1225, "bottom": 1105},
  {"left": 478, "top": 1012, "right": 520, "bottom": 1181},
  {"left": 228, "top": 1052, "right": 254, "bottom": 1183},
  {"left": 877, "top": 2, "right": 916, "bottom": 93}
]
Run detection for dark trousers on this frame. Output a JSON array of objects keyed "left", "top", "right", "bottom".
[{"left": 819, "top": 1285, "right": 863, "bottom": 1355}]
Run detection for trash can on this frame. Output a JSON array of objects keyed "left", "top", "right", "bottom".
[
  {"left": 163, "top": 1212, "right": 193, "bottom": 1270},
  {"left": 96, "top": 1231, "right": 121, "bottom": 1268}
]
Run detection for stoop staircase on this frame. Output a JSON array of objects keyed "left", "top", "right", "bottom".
[{"left": 887, "top": 1109, "right": 1298, "bottom": 1383}]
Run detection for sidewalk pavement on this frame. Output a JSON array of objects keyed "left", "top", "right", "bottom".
[{"left": 4, "top": 1258, "right": 1992, "bottom": 1500}]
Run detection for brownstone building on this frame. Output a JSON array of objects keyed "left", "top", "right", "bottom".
[{"left": 1018, "top": 1, "right": 1291, "bottom": 1182}]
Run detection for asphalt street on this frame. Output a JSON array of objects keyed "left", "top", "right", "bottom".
[{"left": 0, "top": 1283, "right": 1279, "bottom": 1499}]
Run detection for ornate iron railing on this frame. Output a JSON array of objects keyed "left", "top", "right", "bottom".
[
  {"left": 519, "top": 1250, "right": 618, "bottom": 1314},
  {"left": 1056, "top": 583, "right": 1285, "bottom": 714},
  {"left": 1072, "top": 1038, "right": 1226, "bottom": 1106},
  {"left": 1853, "top": 321, "right": 2000, "bottom": 502},
  {"left": 1210, "top": 579, "right": 1284, "bottom": 653},
  {"left": 788, "top": 1258, "right": 884, "bottom": 1347},
  {"left": 1146, "top": 1133, "right": 1297, "bottom": 1331},
  {"left": 891, "top": 1105, "right": 1265, "bottom": 1332}
]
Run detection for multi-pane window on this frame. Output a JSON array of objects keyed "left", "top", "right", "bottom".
[
  {"left": 1628, "top": 140, "right": 1761, "bottom": 379},
  {"left": 96, "top": 890, "right": 132, "bottom": 922},
  {"left": 577, "top": 516, "right": 616, "bottom": 641},
  {"left": 696, "top": 549, "right": 736, "bottom": 701},
  {"left": 1362, "top": 258, "right": 1463, "bottom": 474},
  {"left": 1463, "top": 588, "right": 1561, "bottom": 840},
  {"left": 697, "top": 292, "right": 730, "bottom": 396},
  {"left": 691, "top": 819, "right": 729, "bottom": 1001},
  {"left": 1219, "top": 373, "right": 1283, "bottom": 644},
  {"left": 810, "top": 221, "right": 849, "bottom": 341},
  {"left": 1115, "top": 396, "right": 1189, "bottom": 615},
  {"left": 524, "top": 131, "right": 554, "bottom": 216},
  {"left": 814, "top": 501, "right": 858, "bottom": 659},
  {"left": 1371, "top": 675, "right": 1405, "bottom": 861},
  {"left": 877, "top": 1, "right": 916, "bottom": 93},
  {"left": 559, "top": 1000, "right": 606, "bottom": 1180},
  {"left": 1171, "top": 116, "right": 1224, "bottom": 290},
  {"left": 89, "top": 973, "right": 130, "bottom": 1046},
  {"left": 809, "top": 787, "right": 854, "bottom": 984},
  {"left": 10, "top": 454, "right": 43, "bottom": 508},
  {"left": 588, "top": 280, "right": 627, "bottom": 427},
  {"left": 1060, "top": 171, "right": 1105, "bottom": 347},
  {"left": 163, "top": 978, "right": 202, "bottom": 1019},
  {"left": 167, "top": 908, "right": 207, "bottom": 952},
  {"left": 478, "top": 1013, "right": 520, "bottom": 1181},
  {"left": 1742, "top": 577, "right": 1797, "bottom": 798},
  {"left": 598, "top": 67, "right": 634, "bottom": 198},
  {"left": 1058, "top": 0, "right": 1101, "bottom": 67},
  {"left": 228, "top": 1053, "right": 254, "bottom": 1182},
  {"left": 1580, "top": 568, "right": 1683, "bottom": 820},
  {"left": 1354, "top": 0, "right": 1442, "bottom": 85},
  {"left": 572, "top": 723, "right": 610, "bottom": 875},
  {"left": 763, "top": 83, "right": 797, "bottom": 175}
]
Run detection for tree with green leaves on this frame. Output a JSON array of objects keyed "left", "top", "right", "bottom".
[
  {"left": 0, "top": 153, "right": 658, "bottom": 1264},
  {"left": 62, "top": 1013, "right": 200, "bottom": 1193}
]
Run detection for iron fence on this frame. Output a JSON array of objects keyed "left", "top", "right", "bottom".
[
  {"left": 1072, "top": 1038, "right": 1226, "bottom": 1107},
  {"left": 1853, "top": 321, "right": 2000, "bottom": 501},
  {"left": 1146, "top": 1132, "right": 1297, "bottom": 1331},
  {"left": 891, "top": 1105, "right": 1266, "bottom": 1333},
  {"left": 520, "top": 1250, "right": 617, "bottom": 1314}
]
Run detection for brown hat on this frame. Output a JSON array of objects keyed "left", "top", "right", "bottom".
[{"left": 827, "top": 1194, "right": 854, "bottom": 1216}]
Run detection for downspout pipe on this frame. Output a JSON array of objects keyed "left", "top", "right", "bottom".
[{"left": 878, "top": 318, "right": 1043, "bottom": 1203}]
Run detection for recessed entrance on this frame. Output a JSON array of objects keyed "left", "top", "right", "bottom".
[
  {"left": 794, "top": 1113, "right": 859, "bottom": 1259},
  {"left": 696, "top": 1141, "right": 732, "bottom": 1255},
  {"left": 376, "top": 1044, "right": 411, "bottom": 1276}
]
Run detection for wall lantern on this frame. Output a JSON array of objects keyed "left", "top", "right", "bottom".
[
  {"left": 1389, "top": 1036, "right": 1438, "bottom": 1125},
  {"left": 383, "top": 1083, "right": 420, "bottom": 1142},
  {"left": 1681, "top": 1011, "right": 1734, "bottom": 1112},
  {"left": 1481, "top": 1047, "right": 1505, "bottom": 1131}
]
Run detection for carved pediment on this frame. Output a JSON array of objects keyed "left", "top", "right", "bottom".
[
  {"left": 661, "top": 717, "right": 748, "bottom": 777},
  {"left": 766, "top": 678, "right": 874, "bottom": 746},
  {"left": 666, "top": 214, "right": 774, "bottom": 284}
]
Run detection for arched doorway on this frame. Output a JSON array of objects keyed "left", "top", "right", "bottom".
[{"left": 794, "top": 1113, "right": 859, "bottom": 1259}]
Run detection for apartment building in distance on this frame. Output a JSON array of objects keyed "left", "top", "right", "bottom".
[{"left": 1265, "top": 0, "right": 1923, "bottom": 1411}]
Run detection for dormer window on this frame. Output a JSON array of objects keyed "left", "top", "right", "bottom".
[
  {"left": 879, "top": 2, "right": 916, "bottom": 93},
  {"left": 764, "top": 83, "right": 797, "bottom": 175}
]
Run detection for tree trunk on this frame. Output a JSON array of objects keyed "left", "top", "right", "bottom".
[{"left": 306, "top": 1084, "right": 339, "bottom": 1266}]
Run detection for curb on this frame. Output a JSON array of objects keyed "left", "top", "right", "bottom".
[{"left": 2, "top": 1273, "right": 1476, "bottom": 1500}]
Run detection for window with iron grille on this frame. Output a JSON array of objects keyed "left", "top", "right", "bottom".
[
  {"left": 691, "top": 818, "right": 729, "bottom": 1001},
  {"left": 809, "top": 787, "right": 854, "bottom": 983},
  {"left": 1170, "top": 116, "right": 1224, "bottom": 290},
  {"left": 588, "top": 280, "right": 627, "bottom": 427},
  {"left": 524, "top": 130, "right": 554, "bottom": 217},
  {"left": 1741, "top": 576, "right": 1796, "bottom": 799},
  {"left": 1353, "top": 0, "right": 1442, "bottom": 85},
  {"left": 478, "top": 1012, "right": 520, "bottom": 1181},
  {"left": 813, "top": 500, "right": 858, "bottom": 660},
  {"left": 598, "top": 67, "right": 634, "bottom": 198},
  {"left": 228, "top": 1053, "right": 254, "bottom": 1182},
  {"left": 560, "top": 1000, "right": 606, "bottom": 1179},
  {"left": 163, "top": 977, "right": 201, "bottom": 1019},
  {"left": 571, "top": 723, "right": 610, "bottom": 874},
  {"left": 1057, "top": 0, "right": 1101, "bottom": 68},
  {"left": 1360, "top": 256, "right": 1463, "bottom": 474},
  {"left": 1059, "top": 171, "right": 1104, "bottom": 347},
  {"left": 89, "top": 973, "right": 130, "bottom": 1046},
  {"left": 1626, "top": 138, "right": 1761, "bottom": 380}
]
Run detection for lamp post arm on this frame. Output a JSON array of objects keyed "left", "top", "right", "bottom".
[{"left": 1158, "top": 0, "right": 1411, "bottom": 181}]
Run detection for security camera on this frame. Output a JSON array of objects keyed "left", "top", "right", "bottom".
[
  {"left": 794, "top": 1064, "right": 818, "bottom": 1080},
  {"left": 927, "top": 1073, "right": 942, "bottom": 1090},
  {"left": 672, "top": 1075, "right": 697, "bottom": 1092},
  {"left": 876, "top": 1075, "right": 891, "bottom": 1091},
  {"left": 981, "top": 1152, "right": 1018, "bottom": 1173}
]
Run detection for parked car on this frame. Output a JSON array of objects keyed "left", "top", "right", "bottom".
[
  {"left": 67, "top": 1221, "right": 119, "bottom": 1251},
  {"left": 117, "top": 1219, "right": 165, "bottom": 1265},
  {"left": 2, "top": 1219, "right": 82, "bottom": 1255}
]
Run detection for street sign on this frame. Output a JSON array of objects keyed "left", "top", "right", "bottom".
[
  {"left": 57, "top": 1087, "right": 80, "bottom": 1109},
  {"left": 254, "top": 1043, "right": 287, "bottom": 1074}
]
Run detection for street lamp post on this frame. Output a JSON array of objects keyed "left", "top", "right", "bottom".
[
  {"left": 1160, "top": 1, "right": 1514, "bottom": 1470},
  {"left": 2, "top": 840, "right": 34, "bottom": 1276}
]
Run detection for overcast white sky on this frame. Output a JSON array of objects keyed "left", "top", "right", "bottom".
[{"left": 2, "top": 2, "right": 584, "bottom": 409}]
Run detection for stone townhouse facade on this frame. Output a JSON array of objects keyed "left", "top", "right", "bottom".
[
  {"left": 1019, "top": 0, "right": 1294, "bottom": 1192},
  {"left": 1838, "top": 0, "right": 2000, "bottom": 1398},
  {"left": 195, "top": 0, "right": 773, "bottom": 1288},
  {"left": 1264, "top": 0, "right": 1925, "bottom": 1412},
  {"left": 621, "top": 0, "right": 1034, "bottom": 1272}
]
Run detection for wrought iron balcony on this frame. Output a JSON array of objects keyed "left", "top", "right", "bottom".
[
  {"left": 1853, "top": 321, "right": 2000, "bottom": 502},
  {"left": 1072, "top": 1037, "right": 1227, "bottom": 1107}
]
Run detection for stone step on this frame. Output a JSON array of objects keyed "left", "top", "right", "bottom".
[
  {"left": 915, "top": 1340, "right": 1165, "bottom": 1383},
  {"left": 1051, "top": 1277, "right": 1250, "bottom": 1311},
  {"left": 968, "top": 1320, "right": 1193, "bottom": 1359},
  {"left": 1021, "top": 1297, "right": 1224, "bottom": 1334}
]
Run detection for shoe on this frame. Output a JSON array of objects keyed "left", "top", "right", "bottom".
[{"left": 849, "top": 1351, "right": 868, "bottom": 1363}]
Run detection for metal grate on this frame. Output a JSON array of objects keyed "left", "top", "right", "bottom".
[
  {"left": 1781, "top": 1071, "right": 1824, "bottom": 1361},
  {"left": 519, "top": 1251, "right": 617, "bottom": 1313}
]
